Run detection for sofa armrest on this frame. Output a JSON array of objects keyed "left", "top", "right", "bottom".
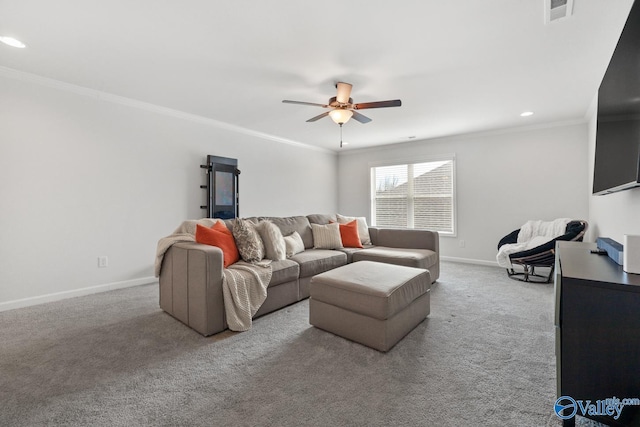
[
  {"left": 369, "top": 227, "right": 439, "bottom": 253},
  {"left": 158, "top": 241, "right": 226, "bottom": 336}
]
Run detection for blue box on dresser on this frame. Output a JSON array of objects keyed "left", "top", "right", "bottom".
[{"left": 596, "top": 237, "right": 624, "bottom": 265}]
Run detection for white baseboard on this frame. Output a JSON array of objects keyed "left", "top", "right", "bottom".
[
  {"left": 0, "top": 276, "right": 158, "bottom": 312},
  {"left": 440, "top": 256, "right": 500, "bottom": 268}
]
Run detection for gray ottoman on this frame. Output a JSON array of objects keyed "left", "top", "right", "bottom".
[{"left": 309, "top": 261, "right": 431, "bottom": 352}]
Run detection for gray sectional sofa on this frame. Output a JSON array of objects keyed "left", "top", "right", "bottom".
[{"left": 158, "top": 214, "right": 439, "bottom": 336}]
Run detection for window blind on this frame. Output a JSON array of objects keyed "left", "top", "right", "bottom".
[{"left": 371, "top": 159, "right": 454, "bottom": 234}]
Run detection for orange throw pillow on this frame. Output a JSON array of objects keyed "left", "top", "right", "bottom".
[
  {"left": 212, "top": 220, "right": 233, "bottom": 235},
  {"left": 338, "top": 220, "right": 363, "bottom": 248},
  {"left": 195, "top": 222, "right": 240, "bottom": 268}
]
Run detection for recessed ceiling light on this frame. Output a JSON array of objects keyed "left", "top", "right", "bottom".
[
  {"left": 520, "top": 111, "right": 534, "bottom": 117},
  {"left": 0, "top": 36, "right": 26, "bottom": 48}
]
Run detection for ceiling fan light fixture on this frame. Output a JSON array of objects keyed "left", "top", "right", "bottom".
[{"left": 329, "top": 109, "right": 353, "bottom": 124}]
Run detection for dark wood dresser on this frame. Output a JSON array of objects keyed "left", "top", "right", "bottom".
[{"left": 554, "top": 241, "right": 640, "bottom": 426}]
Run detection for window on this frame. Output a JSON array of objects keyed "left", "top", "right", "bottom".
[{"left": 371, "top": 156, "right": 455, "bottom": 234}]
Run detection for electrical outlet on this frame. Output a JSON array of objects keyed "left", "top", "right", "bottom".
[
  {"left": 98, "top": 256, "right": 109, "bottom": 268},
  {"left": 459, "top": 240, "right": 466, "bottom": 248}
]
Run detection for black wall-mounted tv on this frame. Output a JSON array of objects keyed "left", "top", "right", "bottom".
[{"left": 593, "top": 0, "right": 640, "bottom": 195}]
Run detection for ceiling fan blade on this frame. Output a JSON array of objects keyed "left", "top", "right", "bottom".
[
  {"left": 353, "top": 99, "right": 402, "bottom": 110},
  {"left": 306, "top": 111, "right": 330, "bottom": 122},
  {"left": 351, "top": 111, "right": 372, "bottom": 124},
  {"left": 282, "top": 100, "right": 328, "bottom": 107},
  {"left": 335, "top": 82, "right": 353, "bottom": 104}
]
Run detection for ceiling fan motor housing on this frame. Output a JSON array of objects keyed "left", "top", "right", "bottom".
[{"left": 328, "top": 96, "right": 353, "bottom": 108}]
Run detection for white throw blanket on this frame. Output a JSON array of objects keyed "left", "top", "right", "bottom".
[
  {"left": 154, "top": 218, "right": 219, "bottom": 277},
  {"left": 154, "top": 219, "right": 273, "bottom": 332},
  {"left": 496, "top": 218, "right": 571, "bottom": 269},
  {"left": 222, "top": 261, "right": 272, "bottom": 331}
]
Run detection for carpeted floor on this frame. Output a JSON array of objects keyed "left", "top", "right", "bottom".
[{"left": 0, "top": 262, "right": 605, "bottom": 426}]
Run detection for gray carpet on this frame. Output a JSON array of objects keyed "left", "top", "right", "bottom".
[{"left": 0, "top": 262, "right": 603, "bottom": 426}]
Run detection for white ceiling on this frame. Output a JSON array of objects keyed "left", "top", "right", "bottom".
[{"left": 0, "top": 0, "right": 634, "bottom": 152}]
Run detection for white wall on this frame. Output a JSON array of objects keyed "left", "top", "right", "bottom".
[
  {"left": 587, "top": 96, "right": 640, "bottom": 241},
  {"left": 338, "top": 123, "right": 590, "bottom": 264},
  {"left": 0, "top": 72, "right": 337, "bottom": 308}
]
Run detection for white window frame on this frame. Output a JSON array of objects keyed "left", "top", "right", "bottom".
[{"left": 369, "top": 154, "right": 457, "bottom": 237}]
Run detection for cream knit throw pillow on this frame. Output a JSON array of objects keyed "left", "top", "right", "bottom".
[
  {"left": 284, "top": 231, "right": 305, "bottom": 257},
  {"left": 256, "top": 220, "right": 286, "bottom": 261}
]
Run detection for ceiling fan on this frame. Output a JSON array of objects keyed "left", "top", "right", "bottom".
[{"left": 282, "top": 82, "right": 401, "bottom": 147}]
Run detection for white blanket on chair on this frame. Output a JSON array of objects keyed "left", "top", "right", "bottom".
[{"left": 496, "top": 218, "right": 571, "bottom": 269}]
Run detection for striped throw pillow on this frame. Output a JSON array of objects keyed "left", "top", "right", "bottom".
[{"left": 311, "top": 223, "right": 343, "bottom": 249}]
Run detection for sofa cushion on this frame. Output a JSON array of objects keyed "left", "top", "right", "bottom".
[
  {"left": 289, "top": 249, "right": 347, "bottom": 278},
  {"left": 352, "top": 247, "right": 438, "bottom": 270},
  {"left": 336, "top": 246, "right": 369, "bottom": 263},
  {"left": 263, "top": 216, "right": 314, "bottom": 249},
  {"left": 268, "top": 259, "right": 300, "bottom": 287},
  {"left": 307, "top": 213, "right": 337, "bottom": 225},
  {"left": 373, "top": 228, "right": 437, "bottom": 250},
  {"left": 224, "top": 217, "right": 258, "bottom": 231}
]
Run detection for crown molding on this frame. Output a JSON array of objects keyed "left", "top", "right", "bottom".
[
  {"left": 340, "top": 117, "right": 588, "bottom": 156},
  {"left": 0, "top": 66, "right": 335, "bottom": 155}
]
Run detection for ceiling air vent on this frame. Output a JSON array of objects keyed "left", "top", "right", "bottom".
[{"left": 545, "top": 0, "right": 574, "bottom": 24}]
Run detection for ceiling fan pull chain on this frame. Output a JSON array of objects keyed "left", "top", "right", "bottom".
[{"left": 340, "top": 123, "right": 343, "bottom": 148}]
